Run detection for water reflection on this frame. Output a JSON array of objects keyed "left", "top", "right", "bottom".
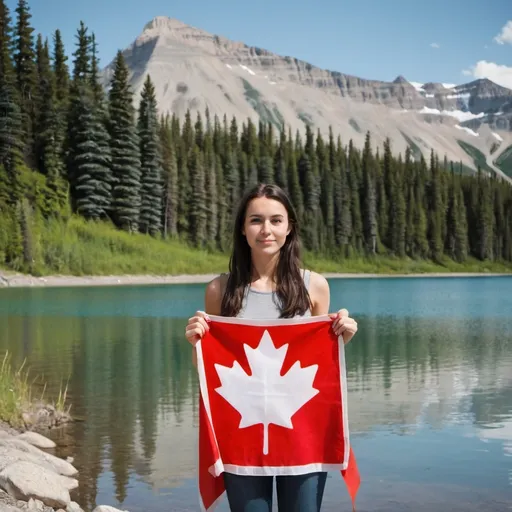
[{"left": 0, "top": 280, "right": 511, "bottom": 510}]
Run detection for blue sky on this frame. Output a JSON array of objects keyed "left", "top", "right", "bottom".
[{"left": 5, "top": 0, "right": 512, "bottom": 88}]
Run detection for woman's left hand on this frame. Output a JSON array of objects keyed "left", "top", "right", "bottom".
[{"left": 330, "top": 309, "right": 358, "bottom": 344}]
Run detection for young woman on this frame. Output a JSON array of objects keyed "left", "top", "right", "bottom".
[{"left": 185, "top": 183, "right": 358, "bottom": 512}]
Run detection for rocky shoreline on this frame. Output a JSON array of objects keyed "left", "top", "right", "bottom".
[{"left": 0, "top": 421, "right": 128, "bottom": 512}]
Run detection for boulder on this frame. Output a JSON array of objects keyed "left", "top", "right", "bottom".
[
  {"left": 0, "top": 505, "right": 21, "bottom": 512},
  {"left": 66, "top": 502, "right": 84, "bottom": 512},
  {"left": 16, "top": 433, "right": 56, "bottom": 450},
  {"left": 0, "top": 461, "right": 77, "bottom": 508},
  {"left": 0, "top": 439, "right": 77, "bottom": 477}
]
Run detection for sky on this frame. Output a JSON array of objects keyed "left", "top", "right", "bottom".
[{"left": 5, "top": 0, "right": 512, "bottom": 89}]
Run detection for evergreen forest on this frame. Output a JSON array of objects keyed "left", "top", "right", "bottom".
[{"left": 1, "top": 0, "right": 511, "bottom": 275}]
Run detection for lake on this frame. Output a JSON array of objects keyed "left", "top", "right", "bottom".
[{"left": 0, "top": 276, "right": 511, "bottom": 512}]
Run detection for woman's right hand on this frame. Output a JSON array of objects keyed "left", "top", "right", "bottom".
[{"left": 185, "top": 310, "right": 210, "bottom": 346}]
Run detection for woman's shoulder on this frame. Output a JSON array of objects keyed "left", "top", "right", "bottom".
[
  {"left": 303, "top": 269, "right": 329, "bottom": 299},
  {"left": 303, "top": 270, "right": 330, "bottom": 315},
  {"left": 205, "top": 273, "right": 229, "bottom": 295},
  {"left": 301, "top": 269, "right": 329, "bottom": 290},
  {"left": 204, "top": 273, "right": 229, "bottom": 315}
]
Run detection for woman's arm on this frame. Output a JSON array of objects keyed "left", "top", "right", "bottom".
[
  {"left": 190, "top": 274, "right": 226, "bottom": 367},
  {"left": 308, "top": 271, "right": 358, "bottom": 343},
  {"left": 308, "top": 271, "right": 330, "bottom": 316},
  {"left": 204, "top": 275, "right": 225, "bottom": 315}
]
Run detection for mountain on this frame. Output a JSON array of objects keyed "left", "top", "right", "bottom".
[{"left": 101, "top": 16, "right": 512, "bottom": 180}]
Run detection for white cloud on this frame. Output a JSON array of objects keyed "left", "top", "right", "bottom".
[
  {"left": 494, "top": 20, "right": 512, "bottom": 45},
  {"left": 462, "top": 60, "right": 512, "bottom": 89},
  {"left": 430, "top": 42, "right": 440, "bottom": 49}
]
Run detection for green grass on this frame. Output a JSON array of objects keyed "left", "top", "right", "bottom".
[
  {"left": 28, "top": 216, "right": 229, "bottom": 276},
  {"left": 0, "top": 351, "right": 69, "bottom": 428},
  {"left": 1, "top": 215, "right": 510, "bottom": 278},
  {"left": 303, "top": 253, "right": 512, "bottom": 274}
]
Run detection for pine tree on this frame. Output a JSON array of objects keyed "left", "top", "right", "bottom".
[
  {"left": 13, "top": 0, "right": 37, "bottom": 166},
  {"left": 215, "top": 153, "right": 228, "bottom": 250},
  {"left": 348, "top": 140, "right": 362, "bottom": 253},
  {"left": 258, "top": 154, "right": 274, "bottom": 184},
  {"left": 159, "top": 116, "right": 178, "bottom": 237},
  {"left": 194, "top": 111, "right": 204, "bottom": 150},
  {"left": 188, "top": 146, "right": 207, "bottom": 247},
  {"left": 87, "top": 32, "right": 112, "bottom": 199},
  {"left": 52, "top": 29, "right": 69, "bottom": 106},
  {"left": 137, "top": 75, "right": 162, "bottom": 236},
  {"left": 35, "top": 37, "right": 67, "bottom": 214},
  {"left": 428, "top": 150, "right": 443, "bottom": 261},
  {"left": 390, "top": 152, "right": 406, "bottom": 257},
  {"left": 89, "top": 33, "right": 104, "bottom": 105},
  {"left": 317, "top": 130, "right": 334, "bottom": 251},
  {"left": 476, "top": 169, "right": 494, "bottom": 260},
  {"left": 298, "top": 152, "right": 320, "bottom": 251},
  {"left": 329, "top": 129, "right": 342, "bottom": 250},
  {"left": 493, "top": 180, "right": 505, "bottom": 260},
  {"left": 401, "top": 150, "right": 416, "bottom": 257},
  {"left": 274, "top": 128, "right": 288, "bottom": 192},
  {"left": 0, "top": 0, "right": 23, "bottom": 206},
  {"left": 361, "top": 132, "right": 377, "bottom": 254},
  {"left": 67, "top": 22, "right": 112, "bottom": 220},
  {"left": 223, "top": 127, "right": 240, "bottom": 219},
  {"left": 337, "top": 137, "right": 352, "bottom": 254},
  {"left": 51, "top": 28, "right": 69, "bottom": 182},
  {"left": 413, "top": 156, "right": 429, "bottom": 258},
  {"left": 68, "top": 89, "right": 112, "bottom": 219},
  {"left": 453, "top": 180, "right": 468, "bottom": 262},
  {"left": 204, "top": 133, "right": 218, "bottom": 247},
  {"left": 381, "top": 138, "right": 392, "bottom": 247},
  {"left": 108, "top": 50, "right": 141, "bottom": 231}
]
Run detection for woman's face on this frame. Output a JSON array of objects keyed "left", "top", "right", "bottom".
[{"left": 242, "top": 196, "right": 291, "bottom": 257}]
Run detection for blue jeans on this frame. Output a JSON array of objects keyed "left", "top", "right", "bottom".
[{"left": 223, "top": 472, "right": 327, "bottom": 512}]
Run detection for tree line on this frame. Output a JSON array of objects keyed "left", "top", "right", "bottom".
[{"left": 0, "top": 0, "right": 511, "bottom": 272}]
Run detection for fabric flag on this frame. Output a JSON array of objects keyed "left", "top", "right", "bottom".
[{"left": 196, "top": 314, "right": 360, "bottom": 511}]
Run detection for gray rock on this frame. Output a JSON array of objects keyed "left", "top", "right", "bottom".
[
  {"left": 16, "top": 434, "right": 55, "bottom": 450},
  {"left": 0, "top": 447, "right": 70, "bottom": 476},
  {"left": 0, "top": 505, "right": 22, "bottom": 512},
  {"left": 0, "top": 460, "right": 77, "bottom": 509},
  {"left": 27, "top": 498, "right": 44, "bottom": 510},
  {"left": 66, "top": 502, "right": 83, "bottom": 512},
  {"left": 0, "top": 439, "right": 77, "bottom": 477}
]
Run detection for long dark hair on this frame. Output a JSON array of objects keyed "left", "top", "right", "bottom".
[{"left": 221, "top": 183, "right": 312, "bottom": 318}]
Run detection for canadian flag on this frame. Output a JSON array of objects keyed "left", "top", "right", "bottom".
[{"left": 196, "top": 314, "right": 360, "bottom": 511}]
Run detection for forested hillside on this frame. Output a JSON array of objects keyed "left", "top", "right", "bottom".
[{"left": 0, "top": 0, "right": 511, "bottom": 276}]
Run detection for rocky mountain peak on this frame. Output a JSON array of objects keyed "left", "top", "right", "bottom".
[
  {"left": 104, "top": 16, "right": 512, "bottom": 181},
  {"left": 393, "top": 75, "right": 409, "bottom": 84},
  {"left": 142, "top": 16, "right": 192, "bottom": 34}
]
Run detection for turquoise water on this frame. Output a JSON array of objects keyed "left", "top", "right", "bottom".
[{"left": 0, "top": 276, "right": 511, "bottom": 511}]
